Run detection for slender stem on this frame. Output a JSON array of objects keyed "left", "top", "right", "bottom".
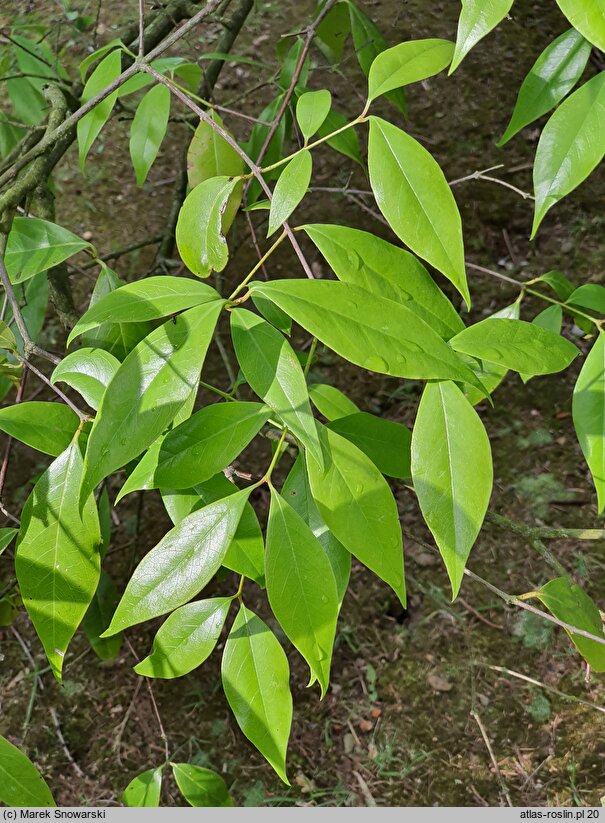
[
  {"left": 229, "top": 230, "right": 286, "bottom": 300},
  {"left": 16, "top": 356, "right": 87, "bottom": 420},
  {"left": 303, "top": 337, "right": 318, "bottom": 378},
  {"left": 262, "top": 429, "right": 289, "bottom": 482},
  {"left": 138, "top": 0, "right": 145, "bottom": 57},
  {"left": 260, "top": 115, "right": 365, "bottom": 174}
]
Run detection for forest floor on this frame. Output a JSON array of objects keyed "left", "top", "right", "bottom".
[{"left": 1, "top": 0, "right": 605, "bottom": 807}]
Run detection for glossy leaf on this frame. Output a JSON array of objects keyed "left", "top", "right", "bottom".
[
  {"left": 176, "top": 176, "right": 241, "bottom": 277},
  {"left": 129, "top": 83, "right": 170, "bottom": 185},
  {"left": 450, "top": 317, "right": 579, "bottom": 375},
  {"left": 450, "top": 0, "right": 514, "bottom": 73},
  {"left": 188, "top": 112, "right": 244, "bottom": 187},
  {"left": 230, "top": 309, "right": 322, "bottom": 464},
  {"left": 102, "top": 490, "right": 249, "bottom": 635},
  {"left": 51, "top": 349, "right": 119, "bottom": 410},
  {"left": 296, "top": 90, "right": 331, "bottom": 140},
  {"left": 536, "top": 577, "right": 605, "bottom": 671},
  {"left": 567, "top": 284, "right": 605, "bottom": 315},
  {"left": 154, "top": 401, "right": 271, "bottom": 489},
  {"left": 462, "top": 301, "right": 520, "bottom": 404},
  {"left": 251, "top": 280, "right": 481, "bottom": 388},
  {"left": 68, "top": 276, "right": 220, "bottom": 345},
  {"left": 555, "top": 0, "right": 605, "bottom": 53},
  {"left": 115, "top": 436, "right": 165, "bottom": 504},
  {"left": 267, "top": 150, "right": 312, "bottom": 237},
  {"left": 0, "top": 401, "right": 79, "bottom": 456},
  {"left": 308, "top": 383, "right": 359, "bottom": 421},
  {"left": 498, "top": 29, "right": 592, "bottom": 145},
  {"left": 5, "top": 217, "right": 89, "bottom": 284},
  {"left": 0, "top": 736, "right": 55, "bottom": 807},
  {"left": 172, "top": 763, "right": 232, "bottom": 807},
  {"left": 16, "top": 444, "right": 101, "bottom": 680},
  {"left": 0, "top": 527, "right": 17, "bottom": 556},
  {"left": 573, "top": 332, "right": 605, "bottom": 513},
  {"left": 266, "top": 488, "right": 339, "bottom": 695},
  {"left": 328, "top": 412, "right": 411, "bottom": 480},
  {"left": 307, "top": 425, "right": 405, "bottom": 605},
  {"left": 221, "top": 604, "right": 292, "bottom": 783},
  {"left": 532, "top": 72, "right": 605, "bottom": 237},
  {"left": 77, "top": 49, "right": 122, "bottom": 169},
  {"left": 368, "top": 117, "right": 469, "bottom": 305},
  {"left": 411, "top": 381, "right": 492, "bottom": 597},
  {"left": 135, "top": 598, "right": 231, "bottom": 679},
  {"left": 123, "top": 767, "right": 163, "bottom": 807},
  {"left": 81, "top": 301, "right": 224, "bottom": 502},
  {"left": 368, "top": 39, "right": 453, "bottom": 100}
]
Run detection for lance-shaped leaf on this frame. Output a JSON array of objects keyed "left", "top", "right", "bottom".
[
  {"left": 532, "top": 72, "right": 605, "bottom": 237},
  {"left": 498, "top": 29, "right": 592, "bottom": 146},
  {"left": 567, "top": 284, "right": 605, "bottom": 314},
  {"left": 172, "top": 764, "right": 232, "bottom": 807},
  {"left": 81, "top": 300, "right": 224, "bottom": 502},
  {"left": 316, "top": 109, "right": 362, "bottom": 164},
  {"left": 267, "top": 150, "right": 312, "bottom": 237},
  {"left": 296, "top": 90, "right": 331, "bottom": 140},
  {"left": 52, "top": 349, "right": 119, "bottom": 410},
  {"left": 123, "top": 767, "right": 163, "bottom": 807},
  {"left": 555, "top": 0, "right": 605, "bottom": 53},
  {"left": 450, "top": 317, "right": 579, "bottom": 375},
  {"left": 450, "top": 0, "right": 514, "bottom": 73},
  {"left": 307, "top": 425, "right": 405, "bottom": 605},
  {"left": 176, "top": 176, "right": 241, "bottom": 278},
  {"left": 102, "top": 490, "right": 249, "bottom": 635},
  {"left": 188, "top": 112, "right": 244, "bottom": 187},
  {"left": 461, "top": 301, "right": 520, "bottom": 405},
  {"left": 5, "top": 217, "right": 89, "bottom": 283},
  {"left": 328, "top": 412, "right": 411, "bottom": 480},
  {"left": 573, "top": 332, "right": 605, "bottom": 513},
  {"left": 77, "top": 48, "right": 122, "bottom": 169},
  {"left": 221, "top": 604, "right": 292, "bottom": 783},
  {"left": 67, "top": 276, "right": 220, "bottom": 345},
  {"left": 266, "top": 488, "right": 339, "bottom": 695},
  {"left": 135, "top": 597, "right": 231, "bottom": 679},
  {"left": 230, "top": 309, "right": 322, "bottom": 465},
  {"left": 162, "top": 474, "right": 265, "bottom": 586},
  {"left": 282, "top": 455, "right": 350, "bottom": 605},
  {"left": 251, "top": 280, "right": 481, "bottom": 389},
  {"left": 368, "top": 39, "right": 454, "bottom": 100},
  {"left": 368, "top": 117, "right": 469, "bottom": 306},
  {"left": 536, "top": 577, "right": 605, "bottom": 671},
  {"left": 411, "top": 381, "right": 492, "bottom": 598},
  {"left": 308, "top": 383, "right": 359, "bottom": 421},
  {"left": 154, "top": 401, "right": 271, "bottom": 490},
  {"left": 0, "top": 736, "right": 55, "bottom": 807},
  {"left": 16, "top": 443, "right": 101, "bottom": 680},
  {"left": 115, "top": 436, "right": 166, "bottom": 504},
  {"left": 129, "top": 83, "right": 170, "bottom": 185},
  {"left": 303, "top": 223, "right": 464, "bottom": 340},
  {"left": 0, "top": 402, "right": 79, "bottom": 456}
]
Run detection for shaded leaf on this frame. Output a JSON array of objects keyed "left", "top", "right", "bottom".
[
  {"left": 0, "top": 402, "right": 79, "bottom": 456},
  {"left": 129, "top": 83, "right": 171, "bottom": 185},
  {"left": 77, "top": 49, "right": 122, "bottom": 169},
  {"left": 172, "top": 763, "right": 232, "bottom": 807},
  {"left": 328, "top": 412, "right": 411, "bottom": 480},
  {"left": 5, "top": 217, "right": 89, "bottom": 284},
  {"left": 573, "top": 331, "right": 605, "bottom": 513}
]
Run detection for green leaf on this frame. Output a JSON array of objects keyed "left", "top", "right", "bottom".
[
  {"left": 0, "top": 527, "right": 17, "bottom": 556},
  {"left": 176, "top": 176, "right": 241, "bottom": 278},
  {"left": 411, "top": 381, "right": 492, "bottom": 597},
  {"left": 230, "top": 309, "right": 322, "bottom": 465},
  {"left": 162, "top": 474, "right": 265, "bottom": 586},
  {"left": 266, "top": 488, "right": 338, "bottom": 695},
  {"left": 281, "top": 455, "right": 350, "bottom": 604},
  {"left": 221, "top": 604, "right": 292, "bottom": 783},
  {"left": 5, "top": 217, "right": 89, "bottom": 284},
  {"left": 135, "top": 598, "right": 231, "bottom": 679},
  {"left": 315, "top": 109, "right": 361, "bottom": 164},
  {"left": 251, "top": 293, "right": 292, "bottom": 334},
  {"left": 303, "top": 223, "right": 464, "bottom": 340},
  {"left": 123, "top": 767, "right": 163, "bottom": 807},
  {"left": 536, "top": 577, "right": 605, "bottom": 671},
  {"left": 16, "top": 443, "right": 101, "bottom": 680},
  {"left": 450, "top": 0, "right": 514, "bottom": 73},
  {"left": 114, "top": 436, "right": 166, "bottom": 504},
  {"left": 77, "top": 49, "right": 122, "bottom": 169},
  {"left": 307, "top": 425, "right": 405, "bottom": 605},
  {"left": 573, "top": 332, "right": 605, "bottom": 513},
  {"left": 532, "top": 72, "right": 605, "bottom": 237},
  {"left": 308, "top": 383, "right": 359, "bottom": 421},
  {"left": 0, "top": 320, "right": 17, "bottom": 353},
  {"left": 102, "top": 490, "right": 249, "bottom": 635},
  {"left": 462, "top": 300, "right": 520, "bottom": 404},
  {"left": 534, "top": 270, "right": 575, "bottom": 301},
  {"left": 82, "top": 570, "right": 122, "bottom": 661},
  {"left": 0, "top": 401, "right": 79, "bottom": 456},
  {"left": 498, "top": 29, "right": 592, "bottom": 145},
  {"left": 555, "top": 0, "right": 605, "bottom": 52},
  {"left": 368, "top": 117, "right": 469, "bottom": 306},
  {"left": 0, "top": 736, "right": 55, "bottom": 807},
  {"left": 79, "top": 40, "right": 123, "bottom": 82},
  {"left": 172, "top": 763, "right": 232, "bottom": 807},
  {"left": 51, "top": 349, "right": 119, "bottom": 410},
  {"left": 67, "top": 276, "right": 220, "bottom": 345},
  {"left": 129, "top": 83, "right": 171, "bottom": 185},
  {"left": 328, "top": 412, "right": 411, "bottom": 480},
  {"left": 296, "top": 90, "right": 331, "bottom": 140},
  {"left": 567, "top": 284, "right": 605, "bottom": 314},
  {"left": 450, "top": 317, "right": 579, "bottom": 375},
  {"left": 251, "top": 280, "right": 481, "bottom": 388},
  {"left": 531, "top": 304, "right": 563, "bottom": 334},
  {"left": 267, "top": 150, "right": 312, "bottom": 237},
  {"left": 154, "top": 401, "right": 271, "bottom": 489},
  {"left": 187, "top": 112, "right": 244, "bottom": 188},
  {"left": 368, "top": 39, "right": 454, "bottom": 100},
  {"left": 81, "top": 301, "right": 223, "bottom": 501},
  {"left": 316, "top": 1, "right": 350, "bottom": 63}
]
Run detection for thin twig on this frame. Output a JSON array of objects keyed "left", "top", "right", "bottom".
[
  {"left": 126, "top": 638, "right": 169, "bottom": 762},
  {"left": 470, "top": 710, "right": 513, "bottom": 807},
  {"left": 49, "top": 707, "right": 85, "bottom": 778}
]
